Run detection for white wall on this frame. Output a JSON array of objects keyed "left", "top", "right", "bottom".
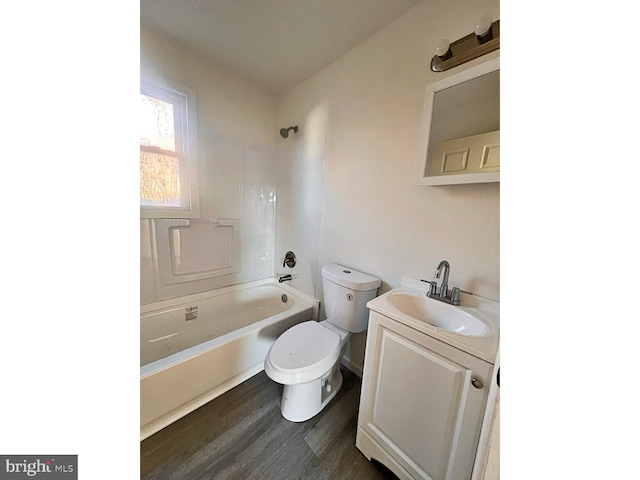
[{"left": 276, "top": 0, "right": 501, "bottom": 369}]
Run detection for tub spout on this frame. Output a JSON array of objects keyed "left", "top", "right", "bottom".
[{"left": 279, "top": 274, "right": 292, "bottom": 283}]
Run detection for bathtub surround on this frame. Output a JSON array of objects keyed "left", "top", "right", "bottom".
[
  {"left": 141, "top": 26, "right": 325, "bottom": 303},
  {"left": 273, "top": 135, "right": 325, "bottom": 297},
  {"left": 141, "top": 130, "right": 324, "bottom": 303},
  {"left": 140, "top": 27, "right": 280, "bottom": 304},
  {"left": 141, "top": 128, "right": 280, "bottom": 301}
]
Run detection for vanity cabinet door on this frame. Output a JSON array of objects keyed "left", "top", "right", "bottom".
[{"left": 357, "top": 311, "right": 493, "bottom": 480}]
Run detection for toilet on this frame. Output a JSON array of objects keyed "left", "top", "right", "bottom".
[{"left": 264, "top": 263, "right": 381, "bottom": 422}]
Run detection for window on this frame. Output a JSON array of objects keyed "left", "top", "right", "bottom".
[{"left": 140, "top": 76, "right": 199, "bottom": 218}]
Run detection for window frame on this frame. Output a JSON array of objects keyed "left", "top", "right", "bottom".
[{"left": 140, "top": 74, "right": 199, "bottom": 219}]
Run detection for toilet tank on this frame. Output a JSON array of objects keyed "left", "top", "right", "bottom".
[{"left": 321, "top": 264, "right": 381, "bottom": 333}]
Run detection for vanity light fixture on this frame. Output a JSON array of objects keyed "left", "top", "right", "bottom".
[
  {"left": 430, "top": 16, "right": 499, "bottom": 72},
  {"left": 475, "top": 14, "right": 494, "bottom": 38},
  {"left": 435, "top": 38, "right": 452, "bottom": 60}
]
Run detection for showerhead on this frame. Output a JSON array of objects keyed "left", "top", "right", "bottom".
[{"left": 279, "top": 126, "right": 298, "bottom": 138}]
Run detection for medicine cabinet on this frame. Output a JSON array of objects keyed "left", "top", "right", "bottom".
[{"left": 415, "top": 57, "right": 499, "bottom": 186}]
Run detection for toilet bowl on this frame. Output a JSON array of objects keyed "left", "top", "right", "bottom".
[
  {"left": 264, "top": 264, "right": 380, "bottom": 422},
  {"left": 265, "top": 320, "right": 350, "bottom": 421}
]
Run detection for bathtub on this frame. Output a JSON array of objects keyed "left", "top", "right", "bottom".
[{"left": 140, "top": 278, "right": 319, "bottom": 440}]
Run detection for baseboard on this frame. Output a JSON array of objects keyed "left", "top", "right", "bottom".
[{"left": 340, "top": 355, "right": 362, "bottom": 377}]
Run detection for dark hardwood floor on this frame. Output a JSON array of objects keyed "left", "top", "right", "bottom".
[{"left": 141, "top": 365, "right": 398, "bottom": 480}]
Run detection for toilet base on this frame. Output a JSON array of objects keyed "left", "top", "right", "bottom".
[{"left": 280, "top": 364, "right": 343, "bottom": 422}]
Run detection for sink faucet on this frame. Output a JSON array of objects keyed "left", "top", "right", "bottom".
[
  {"left": 420, "top": 260, "right": 461, "bottom": 306},
  {"left": 435, "top": 260, "right": 450, "bottom": 298}
]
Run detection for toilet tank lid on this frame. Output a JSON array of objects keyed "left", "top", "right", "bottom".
[{"left": 321, "top": 264, "right": 381, "bottom": 291}]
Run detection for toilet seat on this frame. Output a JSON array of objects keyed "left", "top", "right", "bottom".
[{"left": 265, "top": 321, "right": 341, "bottom": 385}]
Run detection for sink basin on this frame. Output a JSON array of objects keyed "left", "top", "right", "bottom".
[{"left": 387, "top": 292, "right": 489, "bottom": 337}]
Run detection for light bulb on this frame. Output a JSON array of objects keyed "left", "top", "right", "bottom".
[
  {"left": 435, "top": 38, "right": 450, "bottom": 57},
  {"left": 475, "top": 14, "right": 493, "bottom": 38}
]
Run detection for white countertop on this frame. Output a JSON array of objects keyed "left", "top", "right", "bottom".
[{"left": 366, "top": 277, "right": 500, "bottom": 364}]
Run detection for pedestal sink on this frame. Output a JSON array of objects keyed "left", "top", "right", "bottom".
[{"left": 387, "top": 291, "right": 489, "bottom": 337}]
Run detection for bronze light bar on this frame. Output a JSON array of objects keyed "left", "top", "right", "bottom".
[{"left": 430, "top": 19, "right": 500, "bottom": 72}]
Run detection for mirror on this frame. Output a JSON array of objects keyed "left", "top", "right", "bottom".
[{"left": 415, "top": 57, "right": 499, "bottom": 186}]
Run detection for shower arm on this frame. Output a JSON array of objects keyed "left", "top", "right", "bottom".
[{"left": 279, "top": 126, "right": 298, "bottom": 138}]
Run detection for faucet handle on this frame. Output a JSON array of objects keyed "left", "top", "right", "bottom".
[
  {"left": 420, "top": 279, "right": 437, "bottom": 296},
  {"left": 283, "top": 251, "right": 296, "bottom": 268},
  {"left": 451, "top": 287, "right": 460, "bottom": 304}
]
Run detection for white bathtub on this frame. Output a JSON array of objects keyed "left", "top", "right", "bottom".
[{"left": 140, "top": 278, "right": 319, "bottom": 440}]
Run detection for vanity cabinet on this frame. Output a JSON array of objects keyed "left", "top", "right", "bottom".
[{"left": 356, "top": 310, "right": 493, "bottom": 480}]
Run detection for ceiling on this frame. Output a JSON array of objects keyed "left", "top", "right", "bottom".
[{"left": 140, "top": 0, "right": 423, "bottom": 96}]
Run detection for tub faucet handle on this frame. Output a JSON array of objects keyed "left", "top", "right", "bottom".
[{"left": 283, "top": 251, "right": 296, "bottom": 268}]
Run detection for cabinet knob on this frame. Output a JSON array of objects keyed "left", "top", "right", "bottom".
[{"left": 471, "top": 377, "right": 483, "bottom": 389}]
